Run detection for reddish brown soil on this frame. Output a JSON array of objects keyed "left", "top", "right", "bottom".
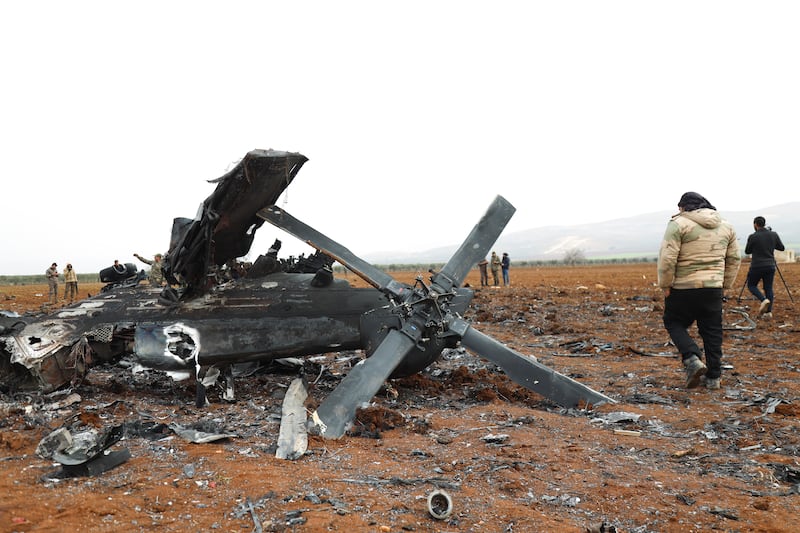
[{"left": 1, "top": 264, "right": 799, "bottom": 532}]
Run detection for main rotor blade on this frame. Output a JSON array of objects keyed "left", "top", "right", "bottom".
[
  {"left": 258, "top": 205, "right": 407, "bottom": 296},
  {"left": 310, "top": 329, "right": 415, "bottom": 439},
  {"left": 434, "top": 195, "right": 516, "bottom": 290},
  {"left": 458, "top": 322, "right": 615, "bottom": 408}
]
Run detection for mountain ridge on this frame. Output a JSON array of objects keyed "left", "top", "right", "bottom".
[{"left": 362, "top": 202, "right": 800, "bottom": 264}]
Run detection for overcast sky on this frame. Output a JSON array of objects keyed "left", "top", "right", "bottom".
[{"left": 2, "top": 1, "right": 798, "bottom": 275}]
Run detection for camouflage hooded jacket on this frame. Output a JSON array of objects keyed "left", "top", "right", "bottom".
[{"left": 657, "top": 208, "right": 741, "bottom": 290}]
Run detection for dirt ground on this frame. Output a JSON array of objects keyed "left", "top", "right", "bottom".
[{"left": 1, "top": 263, "right": 799, "bottom": 533}]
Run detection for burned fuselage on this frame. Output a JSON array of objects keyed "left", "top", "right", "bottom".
[
  {"left": 1, "top": 273, "right": 439, "bottom": 392},
  {"left": 2, "top": 148, "right": 613, "bottom": 437},
  {"left": 0, "top": 149, "right": 468, "bottom": 393}
]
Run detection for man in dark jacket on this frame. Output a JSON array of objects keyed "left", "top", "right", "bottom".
[{"left": 745, "top": 216, "right": 785, "bottom": 319}]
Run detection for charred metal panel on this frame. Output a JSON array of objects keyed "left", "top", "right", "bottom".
[
  {"left": 135, "top": 316, "right": 363, "bottom": 370},
  {"left": 132, "top": 275, "right": 388, "bottom": 369},
  {"left": 164, "top": 149, "right": 308, "bottom": 293}
]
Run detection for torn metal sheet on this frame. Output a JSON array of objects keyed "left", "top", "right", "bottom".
[
  {"left": 164, "top": 149, "right": 308, "bottom": 294},
  {"left": 591, "top": 411, "right": 643, "bottom": 425},
  {"left": 61, "top": 449, "right": 132, "bottom": 477},
  {"left": 51, "top": 425, "right": 124, "bottom": 465},
  {"left": 276, "top": 377, "right": 309, "bottom": 460},
  {"left": 169, "top": 422, "right": 237, "bottom": 443},
  {"left": 43, "top": 392, "right": 82, "bottom": 411},
  {"left": 759, "top": 397, "right": 784, "bottom": 416},
  {"left": 36, "top": 428, "right": 74, "bottom": 459},
  {"left": 37, "top": 424, "right": 130, "bottom": 478},
  {"left": 724, "top": 308, "right": 757, "bottom": 330}
]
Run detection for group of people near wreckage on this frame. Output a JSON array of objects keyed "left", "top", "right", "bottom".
[
  {"left": 45, "top": 262, "right": 78, "bottom": 304},
  {"left": 475, "top": 191, "right": 785, "bottom": 392},
  {"left": 478, "top": 251, "right": 511, "bottom": 287},
  {"left": 44, "top": 253, "right": 166, "bottom": 305}
]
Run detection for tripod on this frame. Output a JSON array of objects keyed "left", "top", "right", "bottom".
[
  {"left": 736, "top": 260, "right": 794, "bottom": 306},
  {"left": 775, "top": 260, "right": 795, "bottom": 304}
]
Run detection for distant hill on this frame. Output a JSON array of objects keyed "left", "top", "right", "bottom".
[{"left": 363, "top": 202, "right": 800, "bottom": 264}]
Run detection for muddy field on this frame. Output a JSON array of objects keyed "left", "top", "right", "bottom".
[{"left": 1, "top": 263, "right": 799, "bottom": 532}]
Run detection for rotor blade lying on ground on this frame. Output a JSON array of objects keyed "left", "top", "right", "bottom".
[
  {"left": 310, "top": 329, "right": 416, "bottom": 439},
  {"left": 455, "top": 319, "right": 615, "bottom": 408}
]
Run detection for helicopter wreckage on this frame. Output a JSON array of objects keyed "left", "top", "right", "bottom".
[{"left": 0, "top": 149, "right": 613, "bottom": 440}]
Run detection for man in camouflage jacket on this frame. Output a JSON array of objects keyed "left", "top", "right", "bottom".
[
  {"left": 133, "top": 253, "right": 166, "bottom": 287},
  {"left": 657, "top": 192, "right": 741, "bottom": 390},
  {"left": 45, "top": 262, "right": 59, "bottom": 304}
]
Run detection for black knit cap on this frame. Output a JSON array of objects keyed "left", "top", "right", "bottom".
[{"left": 678, "top": 192, "right": 716, "bottom": 211}]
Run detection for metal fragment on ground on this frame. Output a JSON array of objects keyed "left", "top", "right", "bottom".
[
  {"left": 276, "top": 377, "right": 309, "bottom": 460},
  {"left": 169, "top": 422, "right": 237, "bottom": 443},
  {"left": 427, "top": 489, "right": 453, "bottom": 520}
]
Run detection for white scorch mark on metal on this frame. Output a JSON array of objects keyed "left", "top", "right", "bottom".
[{"left": 161, "top": 323, "right": 201, "bottom": 370}]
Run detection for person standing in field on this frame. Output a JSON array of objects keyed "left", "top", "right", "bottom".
[
  {"left": 501, "top": 252, "right": 511, "bottom": 286},
  {"left": 478, "top": 258, "right": 489, "bottom": 286},
  {"left": 657, "top": 192, "right": 740, "bottom": 391},
  {"left": 744, "top": 216, "right": 785, "bottom": 319},
  {"left": 63, "top": 263, "right": 78, "bottom": 304},
  {"left": 133, "top": 253, "right": 166, "bottom": 287},
  {"left": 45, "top": 262, "right": 59, "bottom": 304},
  {"left": 490, "top": 251, "right": 501, "bottom": 286}
]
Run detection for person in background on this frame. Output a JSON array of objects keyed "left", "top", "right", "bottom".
[
  {"left": 744, "top": 216, "right": 785, "bottom": 319},
  {"left": 657, "top": 192, "right": 740, "bottom": 391},
  {"left": 45, "top": 262, "right": 59, "bottom": 304},
  {"left": 133, "top": 253, "right": 166, "bottom": 287},
  {"left": 501, "top": 252, "right": 511, "bottom": 286},
  {"left": 490, "top": 251, "right": 501, "bottom": 286},
  {"left": 478, "top": 258, "right": 489, "bottom": 287},
  {"left": 63, "top": 263, "right": 78, "bottom": 304}
]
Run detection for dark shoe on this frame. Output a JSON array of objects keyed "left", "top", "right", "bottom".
[
  {"left": 758, "top": 299, "right": 770, "bottom": 316},
  {"left": 705, "top": 377, "right": 721, "bottom": 390},
  {"left": 683, "top": 355, "right": 707, "bottom": 389}
]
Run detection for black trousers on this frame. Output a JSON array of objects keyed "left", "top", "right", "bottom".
[
  {"left": 747, "top": 265, "right": 776, "bottom": 312},
  {"left": 663, "top": 288, "right": 724, "bottom": 379}
]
